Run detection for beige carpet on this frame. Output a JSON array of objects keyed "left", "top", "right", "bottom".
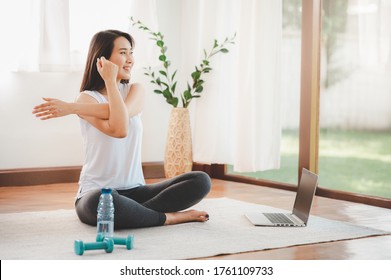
[{"left": 0, "top": 198, "right": 388, "bottom": 260}]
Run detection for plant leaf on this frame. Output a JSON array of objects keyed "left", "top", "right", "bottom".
[
  {"left": 159, "top": 70, "right": 167, "bottom": 77},
  {"left": 157, "top": 40, "right": 164, "bottom": 47},
  {"left": 160, "top": 81, "right": 169, "bottom": 87},
  {"left": 171, "top": 81, "right": 177, "bottom": 93},
  {"left": 191, "top": 71, "right": 201, "bottom": 80},
  {"left": 163, "top": 88, "right": 171, "bottom": 98},
  {"left": 194, "top": 80, "right": 204, "bottom": 88},
  {"left": 159, "top": 55, "right": 166, "bottom": 61},
  {"left": 171, "top": 70, "right": 177, "bottom": 81},
  {"left": 168, "top": 97, "right": 178, "bottom": 107},
  {"left": 195, "top": 85, "right": 203, "bottom": 93},
  {"left": 183, "top": 90, "right": 192, "bottom": 100}
]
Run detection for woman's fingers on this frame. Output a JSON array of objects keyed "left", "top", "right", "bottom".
[
  {"left": 35, "top": 112, "right": 51, "bottom": 119},
  {"left": 33, "top": 107, "right": 54, "bottom": 120},
  {"left": 32, "top": 103, "right": 52, "bottom": 114},
  {"left": 32, "top": 98, "right": 62, "bottom": 120},
  {"left": 33, "top": 97, "right": 56, "bottom": 110},
  {"left": 33, "top": 103, "right": 49, "bottom": 112},
  {"left": 96, "top": 56, "right": 118, "bottom": 81},
  {"left": 96, "top": 57, "right": 103, "bottom": 70}
]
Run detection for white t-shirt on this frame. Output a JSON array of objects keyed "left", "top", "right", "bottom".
[{"left": 76, "top": 83, "right": 145, "bottom": 199}]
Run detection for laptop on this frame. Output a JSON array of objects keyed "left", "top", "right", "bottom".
[{"left": 245, "top": 168, "right": 319, "bottom": 227}]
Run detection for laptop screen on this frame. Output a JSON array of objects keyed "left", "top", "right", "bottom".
[{"left": 292, "top": 168, "right": 319, "bottom": 224}]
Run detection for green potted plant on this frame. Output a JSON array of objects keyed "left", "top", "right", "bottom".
[
  {"left": 130, "top": 17, "right": 235, "bottom": 108},
  {"left": 130, "top": 17, "right": 235, "bottom": 177}
]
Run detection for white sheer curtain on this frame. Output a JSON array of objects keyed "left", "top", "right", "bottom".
[
  {"left": 12, "top": 0, "right": 72, "bottom": 72},
  {"left": 0, "top": 0, "right": 40, "bottom": 72},
  {"left": 40, "top": 0, "right": 70, "bottom": 71},
  {"left": 180, "top": 0, "right": 282, "bottom": 172},
  {"left": 0, "top": 0, "right": 158, "bottom": 72}
]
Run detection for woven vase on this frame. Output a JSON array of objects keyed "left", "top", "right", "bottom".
[{"left": 164, "top": 108, "right": 193, "bottom": 178}]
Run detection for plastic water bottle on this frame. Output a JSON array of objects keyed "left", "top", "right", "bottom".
[{"left": 97, "top": 188, "right": 114, "bottom": 238}]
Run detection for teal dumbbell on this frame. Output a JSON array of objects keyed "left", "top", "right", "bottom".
[
  {"left": 96, "top": 233, "right": 134, "bottom": 250},
  {"left": 74, "top": 238, "right": 114, "bottom": 255}
]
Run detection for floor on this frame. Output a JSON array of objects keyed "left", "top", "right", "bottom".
[{"left": 0, "top": 178, "right": 390, "bottom": 259}]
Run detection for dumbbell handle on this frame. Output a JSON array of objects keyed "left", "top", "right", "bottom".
[
  {"left": 96, "top": 233, "right": 133, "bottom": 250},
  {"left": 74, "top": 238, "right": 114, "bottom": 255},
  {"left": 85, "top": 240, "right": 111, "bottom": 251}
]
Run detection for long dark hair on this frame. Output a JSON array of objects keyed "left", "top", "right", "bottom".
[{"left": 80, "top": 30, "right": 135, "bottom": 92}]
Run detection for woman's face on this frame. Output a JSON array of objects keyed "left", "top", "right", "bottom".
[{"left": 109, "top": 36, "right": 134, "bottom": 82}]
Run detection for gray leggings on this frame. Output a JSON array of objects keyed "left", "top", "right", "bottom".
[{"left": 75, "top": 171, "right": 211, "bottom": 229}]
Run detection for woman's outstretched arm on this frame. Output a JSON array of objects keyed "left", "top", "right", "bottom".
[
  {"left": 32, "top": 82, "right": 145, "bottom": 121},
  {"left": 32, "top": 97, "right": 109, "bottom": 120}
]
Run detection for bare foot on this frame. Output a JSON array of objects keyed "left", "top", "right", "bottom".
[{"left": 164, "top": 210, "right": 209, "bottom": 225}]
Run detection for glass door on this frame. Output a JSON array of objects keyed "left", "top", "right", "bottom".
[{"left": 319, "top": 0, "right": 391, "bottom": 198}]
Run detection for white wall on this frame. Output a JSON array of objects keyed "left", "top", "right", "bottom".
[
  {"left": 0, "top": 0, "right": 182, "bottom": 170},
  {"left": 1, "top": 72, "right": 83, "bottom": 169}
]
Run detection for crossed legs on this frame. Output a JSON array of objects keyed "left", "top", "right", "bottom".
[{"left": 75, "top": 171, "right": 211, "bottom": 229}]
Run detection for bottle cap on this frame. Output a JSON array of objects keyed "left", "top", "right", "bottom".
[{"left": 101, "top": 188, "right": 112, "bottom": 194}]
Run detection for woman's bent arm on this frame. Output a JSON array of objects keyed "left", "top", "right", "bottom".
[
  {"left": 96, "top": 57, "right": 128, "bottom": 137},
  {"left": 76, "top": 93, "right": 128, "bottom": 138}
]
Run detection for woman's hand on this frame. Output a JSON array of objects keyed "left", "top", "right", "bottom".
[
  {"left": 96, "top": 57, "right": 118, "bottom": 83},
  {"left": 32, "top": 97, "right": 73, "bottom": 120}
]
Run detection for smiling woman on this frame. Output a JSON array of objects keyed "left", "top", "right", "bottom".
[{"left": 31, "top": 29, "right": 212, "bottom": 230}]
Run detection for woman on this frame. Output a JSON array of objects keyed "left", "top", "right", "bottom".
[{"left": 32, "top": 30, "right": 211, "bottom": 228}]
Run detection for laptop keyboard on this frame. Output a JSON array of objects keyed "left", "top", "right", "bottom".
[{"left": 264, "top": 213, "right": 294, "bottom": 224}]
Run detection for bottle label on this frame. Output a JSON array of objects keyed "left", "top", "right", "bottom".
[{"left": 97, "top": 221, "right": 114, "bottom": 238}]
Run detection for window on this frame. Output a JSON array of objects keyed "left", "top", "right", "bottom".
[
  {"left": 226, "top": 0, "right": 391, "bottom": 205},
  {"left": 319, "top": 0, "right": 391, "bottom": 199}
]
